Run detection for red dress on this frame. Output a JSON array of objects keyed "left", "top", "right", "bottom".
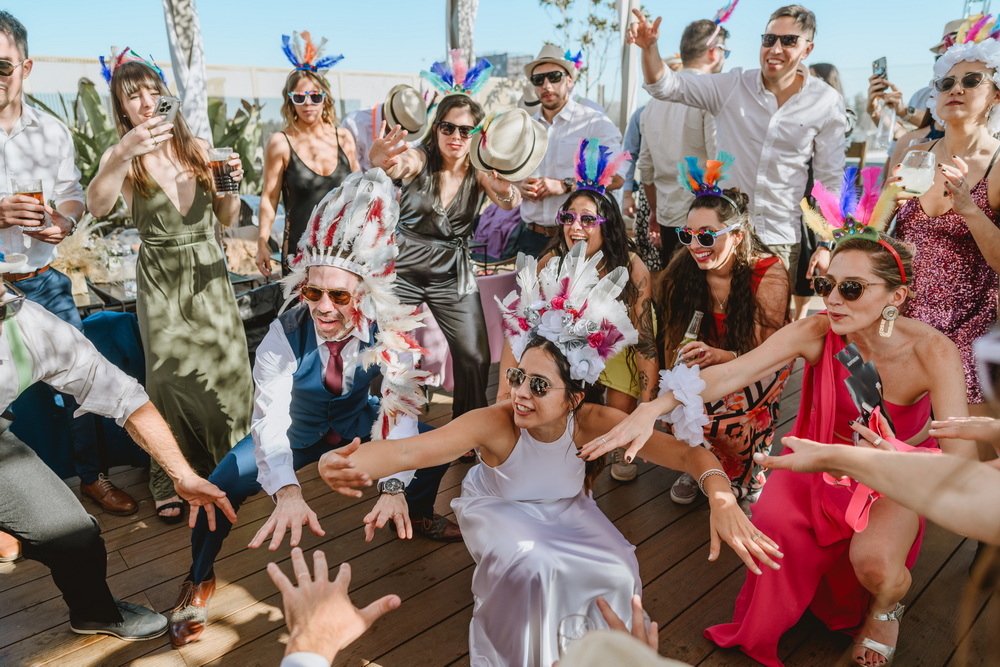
[{"left": 704, "top": 328, "right": 935, "bottom": 667}]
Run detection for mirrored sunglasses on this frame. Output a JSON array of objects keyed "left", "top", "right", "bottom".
[
  {"left": 300, "top": 285, "right": 353, "bottom": 305},
  {"left": 506, "top": 367, "right": 565, "bottom": 398},
  {"left": 676, "top": 223, "right": 739, "bottom": 247},
  {"left": 811, "top": 276, "right": 887, "bottom": 302},
  {"left": 530, "top": 71, "right": 566, "bottom": 86},
  {"left": 288, "top": 91, "right": 327, "bottom": 105},
  {"left": 933, "top": 71, "right": 992, "bottom": 93},
  {"left": 556, "top": 211, "right": 606, "bottom": 228},
  {"left": 761, "top": 33, "right": 807, "bottom": 48},
  {"left": 436, "top": 121, "right": 474, "bottom": 139},
  {"left": 0, "top": 59, "right": 25, "bottom": 77}
]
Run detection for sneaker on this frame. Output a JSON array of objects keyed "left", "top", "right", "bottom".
[
  {"left": 610, "top": 448, "right": 637, "bottom": 482},
  {"left": 670, "top": 472, "right": 699, "bottom": 504},
  {"left": 70, "top": 598, "right": 168, "bottom": 641}
]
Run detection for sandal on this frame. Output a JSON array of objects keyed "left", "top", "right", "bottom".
[
  {"left": 155, "top": 501, "right": 185, "bottom": 525},
  {"left": 854, "top": 602, "right": 904, "bottom": 666}
]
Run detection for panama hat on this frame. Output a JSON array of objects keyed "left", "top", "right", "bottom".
[
  {"left": 930, "top": 18, "right": 966, "bottom": 53},
  {"left": 523, "top": 44, "right": 575, "bottom": 79},
  {"left": 383, "top": 84, "right": 427, "bottom": 134},
  {"left": 518, "top": 81, "right": 540, "bottom": 113},
  {"left": 470, "top": 109, "right": 548, "bottom": 182},
  {"left": 0, "top": 252, "right": 27, "bottom": 274}
]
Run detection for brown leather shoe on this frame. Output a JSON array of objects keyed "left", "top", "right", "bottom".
[
  {"left": 0, "top": 530, "right": 21, "bottom": 563},
  {"left": 168, "top": 576, "right": 216, "bottom": 647},
  {"left": 80, "top": 473, "right": 138, "bottom": 516},
  {"left": 411, "top": 513, "right": 462, "bottom": 542}
]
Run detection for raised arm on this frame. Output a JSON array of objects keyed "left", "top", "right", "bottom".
[
  {"left": 477, "top": 169, "right": 522, "bottom": 211},
  {"left": 369, "top": 122, "right": 425, "bottom": 181},
  {"left": 88, "top": 115, "right": 170, "bottom": 216},
  {"left": 626, "top": 9, "right": 666, "bottom": 85}
]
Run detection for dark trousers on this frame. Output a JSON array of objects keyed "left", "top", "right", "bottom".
[
  {"left": 658, "top": 224, "right": 684, "bottom": 267},
  {"left": 0, "top": 415, "right": 121, "bottom": 622},
  {"left": 514, "top": 223, "right": 555, "bottom": 259},
  {"left": 188, "top": 424, "right": 449, "bottom": 584}
]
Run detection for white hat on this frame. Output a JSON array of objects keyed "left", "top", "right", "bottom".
[
  {"left": 470, "top": 109, "right": 548, "bottom": 182},
  {"left": 517, "top": 81, "right": 540, "bottom": 113},
  {"left": 383, "top": 84, "right": 427, "bottom": 135},
  {"left": 523, "top": 44, "right": 575, "bottom": 79},
  {"left": 0, "top": 252, "right": 27, "bottom": 274},
  {"left": 931, "top": 18, "right": 967, "bottom": 53}
]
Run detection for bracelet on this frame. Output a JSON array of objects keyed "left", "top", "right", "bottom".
[
  {"left": 656, "top": 364, "right": 708, "bottom": 447},
  {"left": 697, "top": 469, "right": 729, "bottom": 496},
  {"left": 729, "top": 350, "right": 738, "bottom": 360},
  {"left": 64, "top": 214, "right": 79, "bottom": 235},
  {"left": 495, "top": 183, "right": 516, "bottom": 203}
]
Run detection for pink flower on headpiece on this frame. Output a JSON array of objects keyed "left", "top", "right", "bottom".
[
  {"left": 516, "top": 316, "right": 530, "bottom": 331},
  {"left": 551, "top": 296, "right": 566, "bottom": 310},
  {"left": 590, "top": 321, "right": 624, "bottom": 358},
  {"left": 587, "top": 331, "right": 605, "bottom": 348}
]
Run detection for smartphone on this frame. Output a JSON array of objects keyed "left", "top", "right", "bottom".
[
  {"left": 872, "top": 57, "right": 888, "bottom": 89},
  {"left": 154, "top": 96, "right": 181, "bottom": 124}
]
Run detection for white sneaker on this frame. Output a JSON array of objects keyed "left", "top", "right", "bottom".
[
  {"left": 670, "top": 472, "right": 699, "bottom": 504},
  {"left": 609, "top": 447, "right": 637, "bottom": 482}
]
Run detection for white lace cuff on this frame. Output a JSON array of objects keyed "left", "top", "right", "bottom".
[{"left": 657, "top": 364, "right": 709, "bottom": 447}]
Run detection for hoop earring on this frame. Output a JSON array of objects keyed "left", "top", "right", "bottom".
[{"left": 879, "top": 305, "right": 899, "bottom": 338}]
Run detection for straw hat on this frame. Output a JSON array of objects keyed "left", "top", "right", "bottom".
[
  {"left": 0, "top": 252, "right": 27, "bottom": 274},
  {"left": 930, "top": 18, "right": 967, "bottom": 53},
  {"left": 523, "top": 44, "right": 575, "bottom": 79},
  {"left": 383, "top": 84, "right": 427, "bottom": 134},
  {"left": 517, "top": 81, "right": 540, "bottom": 113},
  {"left": 470, "top": 109, "right": 548, "bottom": 182}
]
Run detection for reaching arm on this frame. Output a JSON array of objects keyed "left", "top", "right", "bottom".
[
  {"left": 477, "top": 170, "right": 522, "bottom": 211},
  {"left": 369, "top": 122, "right": 424, "bottom": 181},
  {"left": 88, "top": 115, "right": 170, "bottom": 217}
]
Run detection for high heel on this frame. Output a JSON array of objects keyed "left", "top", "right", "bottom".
[{"left": 854, "top": 602, "right": 904, "bottom": 665}]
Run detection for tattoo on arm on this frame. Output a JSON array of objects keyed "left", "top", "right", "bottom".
[{"left": 635, "top": 297, "right": 658, "bottom": 362}]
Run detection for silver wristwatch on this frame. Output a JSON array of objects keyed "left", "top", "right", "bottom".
[{"left": 378, "top": 478, "right": 406, "bottom": 495}]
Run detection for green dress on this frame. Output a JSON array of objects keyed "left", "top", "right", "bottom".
[{"left": 132, "top": 179, "right": 253, "bottom": 501}]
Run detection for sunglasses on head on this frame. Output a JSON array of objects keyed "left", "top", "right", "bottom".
[
  {"left": 506, "top": 367, "right": 565, "bottom": 398},
  {"left": 530, "top": 71, "right": 566, "bottom": 86},
  {"left": 288, "top": 91, "right": 327, "bottom": 105},
  {"left": 0, "top": 59, "right": 25, "bottom": 77},
  {"left": 761, "top": 33, "right": 808, "bottom": 48},
  {"left": 0, "top": 284, "right": 26, "bottom": 321},
  {"left": 300, "top": 285, "right": 353, "bottom": 305},
  {"left": 933, "top": 71, "right": 993, "bottom": 93},
  {"left": 556, "top": 210, "right": 606, "bottom": 228},
  {"left": 676, "top": 223, "right": 739, "bottom": 247},
  {"left": 436, "top": 121, "right": 474, "bottom": 139},
  {"left": 811, "top": 276, "right": 887, "bottom": 301}
]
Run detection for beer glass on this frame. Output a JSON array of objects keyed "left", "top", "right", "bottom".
[
  {"left": 12, "top": 178, "right": 45, "bottom": 230},
  {"left": 208, "top": 147, "right": 239, "bottom": 196}
]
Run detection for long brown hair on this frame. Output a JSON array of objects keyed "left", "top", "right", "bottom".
[
  {"left": 280, "top": 69, "right": 338, "bottom": 129},
  {"left": 109, "top": 61, "right": 212, "bottom": 200}
]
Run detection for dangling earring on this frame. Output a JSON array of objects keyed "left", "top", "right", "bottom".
[{"left": 879, "top": 305, "right": 899, "bottom": 338}]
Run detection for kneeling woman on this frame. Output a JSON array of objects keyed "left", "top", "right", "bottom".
[{"left": 320, "top": 244, "right": 781, "bottom": 667}]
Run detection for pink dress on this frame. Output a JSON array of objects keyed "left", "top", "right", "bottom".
[
  {"left": 704, "top": 328, "right": 935, "bottom": 667},
  {"left": 895, "top": 145, "right": 1000, "bottom": 404}
]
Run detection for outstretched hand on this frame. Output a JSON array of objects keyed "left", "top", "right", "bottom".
[
  {"left": 754, "top": 436, "right": 847, "bottom": 478},
  {"left": 626, "top": 8, "right": 661, "bottom": 48},
  {"left": 577, "top": 400, "right": 661, "bottom": 462},
  {"left": 596, "top": 594, "right": 658, "bottom": 651},
  {"left": 929, "top": 416, "right": 1000, "bottom": 443},
  {"left": 248, "top": 485, "right": 325, "bottom": 551},
  {"left": 319, "top": 438, "right": 372, "bottom": 497},
  {"left": 177, "top": 475, "right": 237, "bottom": 531},
  {"left": 369, "top": 121, "right": 409, "bottom": 170},
  {"left": 364, "top": 491, "right": 412, "bottom": 542},
  {"left": 707, "top": 494, "right": 783, "bottom": 575}
]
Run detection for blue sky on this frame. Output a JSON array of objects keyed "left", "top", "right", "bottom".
[{"left": 18, "top": 1, "right": 961, "bottom": 106}]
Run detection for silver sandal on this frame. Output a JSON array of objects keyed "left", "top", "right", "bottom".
[{"left": 854, "top": 603, "right": 905, "bottom": 665}]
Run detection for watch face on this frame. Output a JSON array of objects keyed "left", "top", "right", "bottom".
[{"left": 380, "top": 479, "right": 405, "bottom": 494}]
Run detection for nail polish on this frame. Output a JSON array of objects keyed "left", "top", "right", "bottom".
[{"left": 625, "top": 455, "right": 633, "bottom": 463}]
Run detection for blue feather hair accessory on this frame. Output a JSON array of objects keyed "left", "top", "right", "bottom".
[
  {"left": 677, "top": 152, "right": 737, "bottom": 209},
  {"left": 565, "top": 49, "right": 584, "bottom": 71},
  {"left": 281, "top": 31, "right": 344, "bottom": 72},
  {"left": 574, "top": 138, "right": 630, "bottom": 196},
  {"left": 99, "top": 47, "right": 167, "bottom": 85},
  {"left": 421, "top": 49, "right": 493, "bottom": 97}
]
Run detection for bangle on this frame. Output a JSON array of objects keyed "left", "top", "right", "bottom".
[
  {"left": 698, "top": 469, "right": 729, "bottom": 496},
  {"left": 64, "top": 214, "right": 79, "bottom": 235},
  {"left": 495, "top": 183, "right": 516, "bottom": 203},
  {"left": 729, "top": 350, "right": 738, "bottom": 360}
]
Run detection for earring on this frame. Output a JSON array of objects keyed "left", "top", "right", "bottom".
[{"left": 879, "top": 305, "right": 899, "bottom": 338}]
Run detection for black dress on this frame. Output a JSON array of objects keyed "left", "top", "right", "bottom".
[
  {"left": 279, "top": 131, "right": 351, "bottom": 273},
  {"left": 394, "top": 149, "right": 490, "bottom": 418}
]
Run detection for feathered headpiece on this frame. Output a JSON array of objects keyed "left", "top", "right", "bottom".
[
  {"left": 99, "top": 47, "right": 166, "bottom": 85},
  {"left": 420, "top": 49, "right": 492, "bottom": 97},
  {"left": 677, "top": 152, "right": 737, "bottom": 209},
  {"left": 800, "top": 166, "right": 907, "bottom": 283},
  {"left": 281, "top": 31, "right": 344, "bottom": 72},
  {"left": 929, "top": 38, "right": 1000, "bottom": 134},
  {"left": 954, "top": 14, "right": 1000, "bottom": 46},
  {"left": 282, "top": 169, "right": 432, "bottom": 439},
  {"left": 707, "top": 0, "right": 739, "bottom": 45},
  {"left": 565, "top": 49, "right": 584, "bottom": 70},
  {"left": 574, "top": 138, "right": 630, "bottom": 196},
  {"left": 495, "top": 243, "right": 638, "bottom": 384}
]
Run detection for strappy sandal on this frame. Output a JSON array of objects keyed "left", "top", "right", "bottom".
[{"left": 854, "top": 602, "right": 904, "bottom": 666}]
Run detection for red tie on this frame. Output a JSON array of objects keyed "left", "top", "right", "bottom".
[{"left": 324, "top": 339, "right": 350, "bottom": 395}]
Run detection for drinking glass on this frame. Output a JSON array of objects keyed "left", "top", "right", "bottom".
[
  {"left": 12, "top": 178, "right": 46, "bottom": 231},
  {"left": 208, "top": 147, "right": 239, "bottom": 195},
  {"left": 557, "top": 614, "right": 595, "bottom": 657},
  {"left": 872, "top": 105, "right": 896, "bottom": 150},
  {"left": 898, "top": 150, "right": 936, "bottom": 196}
]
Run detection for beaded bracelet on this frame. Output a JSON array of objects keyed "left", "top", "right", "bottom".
[{"left": 698, "top": 469, "right": 729, "bottom": 496}]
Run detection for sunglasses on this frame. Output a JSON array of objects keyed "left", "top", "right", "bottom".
[
  {"left": 436, "top": 121, "right": 475, "bottom": 139},
  {"left": 288, "top": 91, "right": 327, "bottom": 105},
  {"left": 506, "top": 367, "right": 565, "bottom": 398},
  {"left": 0, "top": 59, "right": 25, "bottom": 77},
  {"left": 300, "top": 285, "right": 353, "bottom": 305},
  {"left": 0, "top": 284, "right": 26, "bottom": 321},
  {"left": 556, "top": 211, "right": 606, "bottom": 228},
  {"left": 530, "top": 71, "right": 566, "bottom": 86},
  {"left": 676, "top": 223, "right": 739, "bottom": 247},
  {"left": 715, "top": 44, "right": 732, "bottom": 59},
  {"left": 761, "top": 33, "right": 809, "bottom": 48},
  {"left": 933, "top": 71, "right": 994, "bottom": 93},
  {"left": 812, "top": 276, "right": 887, "bottom": 301}
]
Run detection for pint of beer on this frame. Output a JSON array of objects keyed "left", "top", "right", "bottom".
[
  {"left": 208, "top": 147, "right": 239, "bottom": 196},
  {"left": 12, "top": 178, "right": 44, "bottom": 230}
]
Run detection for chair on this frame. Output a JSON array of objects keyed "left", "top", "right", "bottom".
[{"left": 847, "top": 141, "right": 868, "bottom": 172}]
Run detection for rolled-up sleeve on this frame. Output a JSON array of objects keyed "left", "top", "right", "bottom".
[{"left": 252, "top": 320, "right": 300, "bottom": 496}]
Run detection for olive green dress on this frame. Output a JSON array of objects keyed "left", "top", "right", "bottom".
[{"left": 133, "top": 179, "right": 253, "bottom": 501}]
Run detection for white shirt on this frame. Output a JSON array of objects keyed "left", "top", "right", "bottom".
[
  {"left": 637, "top": 69, "right": 717, "bottom": 228},
  {"left": 251, "top": 317, "right": 417, "bottom": 496},
  {"left": 0, "top": 103, "right": 85, "bottom": 271},
  {"left": 0, "top": 299, "right": 148, "bottom": 424},
  {"left": 644, "top": 65, "right": 846, "bottom": 245},
  {"left": 520, "top": 97, "right": 625, "bottom": 227}
]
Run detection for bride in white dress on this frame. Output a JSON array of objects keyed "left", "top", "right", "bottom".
[{"left": 319, "top": 244, "right": 782, "bottom": 666}]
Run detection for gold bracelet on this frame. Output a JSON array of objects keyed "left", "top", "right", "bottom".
[{"left": 697, "top": 469, "right": 729, "bottom": 496}]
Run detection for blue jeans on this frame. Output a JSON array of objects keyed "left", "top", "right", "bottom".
[{"left": 188, "top": 423, "right": 448, "bottom": 583}]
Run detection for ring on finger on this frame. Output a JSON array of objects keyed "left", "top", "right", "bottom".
[
  {"left": 956, "top": 178, "right": 965, "bottom": 187},
  {"left": 751, "top": 533, "right": 762, "bottom": 542},
  {"left": 601, "top": 437, "right": 608, "bottom": 444},
  {"left": 872, "top": 436, "right": 884, "bottom": 447}
]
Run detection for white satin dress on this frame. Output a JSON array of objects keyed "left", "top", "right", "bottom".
[{"left": 451, "top": 412, "right": 642, "bottom": 666}]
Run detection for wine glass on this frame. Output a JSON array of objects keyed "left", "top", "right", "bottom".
[
  {"left": 557, "top": 613, "right": 596, "bottom": 657},
  {"left": 898, "top": 150, "right": 936, "bottom": 196}
]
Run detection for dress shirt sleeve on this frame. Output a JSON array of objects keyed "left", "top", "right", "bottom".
[
  {"left": 252, "top": 320, "right": 301, "bottom": 497},
  {"left": 279, "top": 653, "right": 331, "bottom": 667},
  {"left": 378, "top": 413, "right": 419, "bottom": 487},
  {"left": 643, "top": 69, "right": 728, "bottom": 116},
  {"left": 622, "top": 109, "right": 643, "bottom": 189},
  {"left": 811, "top": 98, "right": 848, "bottom": 199},
  {"left": 637, "top": 107, "right": 653, "bottom": 185},
  {"left": 703, "top": 110, "right": 718, "bottom": 160},
  {"left": 52, "top": 121, "right": 85, "bottom": 205}
]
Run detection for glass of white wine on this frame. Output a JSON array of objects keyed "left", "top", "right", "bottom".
[{"left": 897, "top": 150, "right": 936, "bottom": 196}]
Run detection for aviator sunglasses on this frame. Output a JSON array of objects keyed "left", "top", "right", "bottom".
[
  {"left": 288, "top": 91, "right": 327, "bottom": 105},
  {"left": 0, "top": 284, "right": 26, "bottom": 321},
  {"left": 556, "top": 211, "right": 606, "bottom": 228},
  {"left": 933, "top": 71, "right": 994, "bottom": 93},
  {"left": 530, "top": 71, "right": 566, "bottom": 86},
  {"left": 436, "top": 121, "right": 475, "bottom": 139},
  {"left": 0, "top": 59, "right": 26, "bottom": 77},
  {"left": 760, "top": 33, "right": 809, "bottom": 48},
  {"left": 300, "top": 285, "right": 353, "bottom": 305},
  {"left": 811, "top": 276, "right": 887, "bottom": 301},
  {"left": 676, "top": 223, "right": 739, "bottom": 247},
  {"left": 506, "top": 367, "right": 565, "bottom": 398}
]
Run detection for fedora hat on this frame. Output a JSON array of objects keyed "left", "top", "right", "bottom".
[
  {"left": 0, "top": 252, "right": 27, "bottom": 275},
  {"left": 930, "top": 18, "right": 966, "bottom": 53},
  {"left": 518, "top": 81, "right": 540, "bottom": 113},
  {"left": 470, "top": 109, "right": 548, "bottom": 182},
  {"left": 383, "top": 84, "right": 427, "bottom": 134},
  {"left": 523, "top": 44, "right": 575, "bottom": 79}
]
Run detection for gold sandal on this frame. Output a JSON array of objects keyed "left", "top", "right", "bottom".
[{"left": 854, "top": 602, "right": 904, "bottom": 665}]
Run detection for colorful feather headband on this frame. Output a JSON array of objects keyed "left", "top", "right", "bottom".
[
  {"left": 677, "top": 152, "right": 738, "bottom": 210},
  {"left": 800, "top": 166, "right": 907, "bottom": 284},
  {"left": 953, "top": 13, "right": 1000, "bottom": 46},
  {"left": 565, "top": 49, "right": 584, "bottom": 70},
  {"left": 281, "top": 31, "right": 344, "bottom": 72},
  {"left": 420, "top": 49, "right": 493, "bottom": 97},
  {"left": 99, "top": 48, "right": 166, "bottom": 85},
  {"left": 707, "top": 0, "right": 739, "bottom": 46},
  {"left": 574, "top": 138, "right": 630, "bottom": 196}
]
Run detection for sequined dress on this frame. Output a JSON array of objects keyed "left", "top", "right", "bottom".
[{"left": 895, "top": 146, "right": 1000, "bottom": 404}]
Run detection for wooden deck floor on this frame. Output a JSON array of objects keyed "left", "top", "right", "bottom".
[{"left": 1, "top": 363, "right": 995, "bottom": 666}]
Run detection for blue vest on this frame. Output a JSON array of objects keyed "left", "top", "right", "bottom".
[{"left": 280, "top": 306, "right": 380, "bottom": 448}]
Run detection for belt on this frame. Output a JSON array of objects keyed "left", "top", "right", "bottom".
[
  {"left": 5, "top": 264, "right": 50, "bottom": 282},
  {"left": 525, "top": 222, "right": 560, "bottom": 237}
]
